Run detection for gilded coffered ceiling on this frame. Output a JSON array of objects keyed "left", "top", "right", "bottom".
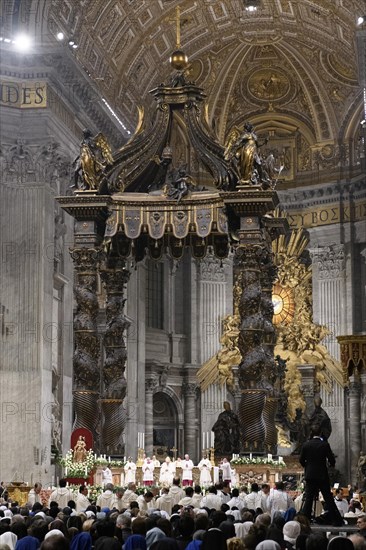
[{"left": 1, "top": 0, "right": 366, "bottom": 186}]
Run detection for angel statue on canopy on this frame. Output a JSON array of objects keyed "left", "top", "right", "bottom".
[{"left": 72, "top": 129, "right": 114, "bottom": 191}]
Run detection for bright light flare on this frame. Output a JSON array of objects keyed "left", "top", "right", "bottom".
[{"left": 13, "top": 33, "right": 32, "bottom": 52}]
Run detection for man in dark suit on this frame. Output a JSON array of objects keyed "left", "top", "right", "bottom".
[{"left": 299, "top": 423, "right": 344, "bottom": 526}]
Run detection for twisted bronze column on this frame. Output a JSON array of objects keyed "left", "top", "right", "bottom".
[
  {"left": 70, "top": 247, "right": 102, "bottom": 440},
  {"left": 100, "top": 259, "right": 130, "bottom": 455},
  {"left": 234, "top": 245, "right": 268, "bottom": 452}
]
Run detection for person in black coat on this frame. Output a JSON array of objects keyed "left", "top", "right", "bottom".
[{"left": 299, "top": 423, "right": 344, "bottom": 526}]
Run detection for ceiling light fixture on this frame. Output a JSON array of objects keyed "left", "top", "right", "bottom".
[
  {"left": 357, "top": 16, "right": 366, "bottom": 25},
  {"left": 13, "top": 33, "right": 32, "bottom": 52},
  {"left": 56, "top": 32, "right": 65, "bottom": 41},
  {"left": 244, "top": 0, "right": 260, "bottom": 12}
]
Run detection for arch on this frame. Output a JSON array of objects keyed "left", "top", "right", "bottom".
[{"left": 153, "top": 390, "right": 180, "bottom": 460}]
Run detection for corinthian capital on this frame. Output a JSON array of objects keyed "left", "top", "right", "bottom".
[
  {"left": 145, "top": 378, "right": 159, "bottom": 393},
  {"left": 310, "top": 244, "right": 345, "bottom": 279},
  {"left": 70, "top": 247, "right": 103, "bottom": 271},
  {"left": 182, "top": 382, "right": 198, "bottom": 397}
]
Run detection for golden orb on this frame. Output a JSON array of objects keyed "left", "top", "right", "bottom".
[{"left": 170, "top": 49, "right": 188, "bottom": 70}]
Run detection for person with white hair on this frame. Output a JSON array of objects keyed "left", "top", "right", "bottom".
[
  {"left": 159, "top": 457, "right": 175, "bottom": 486},
  {"left": 182, "top": 454, "right": 194, "bottom": 487}
]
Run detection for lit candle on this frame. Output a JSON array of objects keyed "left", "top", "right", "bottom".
[
  {"left": 202, "top": 431, "right": 205, "bottom": 449},
  {"left": 65, "top": 467, "right": 68, "bottom": 476},
  {"left": 249, "top": 453, "right": 252, "bottom": 460},
  {"left": 211, "top": 432, "right": 214, "bottom": 447},
  {"left": 108, "top": 456, "right": 111, "bottom": 463},
  {"left": 142, "top": 433, "right": 145, "bottom": 449}
]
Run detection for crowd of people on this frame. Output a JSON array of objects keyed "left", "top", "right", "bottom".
[{"left": 0, "top": 476, "right": 366, "bottom": 550}]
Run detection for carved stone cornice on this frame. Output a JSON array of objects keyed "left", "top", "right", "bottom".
[{"left": 310, "top": 244, "right": 345, "bottom": 279}]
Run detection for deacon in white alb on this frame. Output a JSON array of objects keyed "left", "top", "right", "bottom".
[
  {"left": 197, "top": 455, "right": 212, "bottom": 487},
  {"left": 124, "top": 458, "right": 137, "bottom": 484},
  {"left": 220, "top": 458, "right": 232, "bottom": 484}
]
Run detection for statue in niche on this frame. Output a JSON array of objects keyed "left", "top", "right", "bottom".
[
  {"left": 309, "top": 395, "right": 332, "bottom": 440},
  {"left": 72, "top": 129, "right": 113, "bottom": 191},
  {"left": 51, "top": 400, "right": 62, "bottom": 452},
  {"left": 212, "top": 401, "right": 240, "bottom": 455}
]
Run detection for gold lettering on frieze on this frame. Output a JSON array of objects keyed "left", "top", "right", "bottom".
[
  {"left": 0, "top": 79, "right": 47, "bottom": 108},
  {"left": 288, "top": 199, "right": 366, "bottom": 228}
]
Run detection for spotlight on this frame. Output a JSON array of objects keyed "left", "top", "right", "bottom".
[
  {"left": 68, "top": 39, "right": 75, "bottom": 46},
  {"left": 4, "top": 38, "right": 11, "bottom": 43},
  {"left": 244, "top": 0, "right": 260, "bottom": 11},
  {"left": 56, "top": 32, "right": 65, "bottom": 41},
  {"left": 357, "top": 16, "right": 366, "bottom": 25},
  {"left": 72, "top": 43, "right": 78, "bottom": 49},
  {"left": 13, "top": 33, "right": 32, "bottom": 52}
]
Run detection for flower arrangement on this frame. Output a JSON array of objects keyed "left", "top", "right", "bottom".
[
  {"left": 59, "top": 449, "right": 96, "bottom": 478},
  {"left": 230, "top": 456, "right": 286, "bottom": 468},
  {"left": 58, "top": 451, "right": 126, "bottom": 478}
]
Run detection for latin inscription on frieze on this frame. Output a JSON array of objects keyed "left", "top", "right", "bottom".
[{"left": 0, "top": 79, "right": 47, "bottom": 109}]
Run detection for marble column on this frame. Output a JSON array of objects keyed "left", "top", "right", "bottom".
[
  {"left": 198, "top": 256, "right": 229, "bottom": 442},
  {"left": 348, "top": 374, "right": 362, "bottom": 486},
  {"left": 145, "top": 378, "right": 158, "bottom": 456},
  {"left": 100, "top": 258, "right": 130, "bottom": 455},
  {"left": 70, "top": 247, "right": 102, "bottom": 442},
  {"left": 310, "top": 244, "right": 345, "bottom": 360},
  {"left": 183, "top": 383, "right": 197, "bottom": 457}
]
